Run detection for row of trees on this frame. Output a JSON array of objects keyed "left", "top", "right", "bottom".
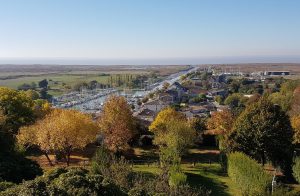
[
  {"left": 0, "top": 86, "right": 210, "bottom": 194},
  {"left": 209, "top": 96, "right": 295, "bottom": 178},
  {"left": 209, "top": 78, "right": 300, "bottom": 182},
  {"left": 17, "top": 79, "right": 48, "bottom": 91},
  {"left": 17, "top": 95, "right": 137, "bottom": 167}
]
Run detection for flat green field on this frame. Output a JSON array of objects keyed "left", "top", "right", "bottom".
[
  {"left": 0, "top": 71, "right": 150, "bottom": 96},
  {"left": 0, "top": 74, "right": 109, "bottom": 88},
  {"left": 0, "top": 73, "right": 110, "bottom": 96}
]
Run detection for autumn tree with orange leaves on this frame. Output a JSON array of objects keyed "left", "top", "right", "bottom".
[
  {"left": 98, "top": 95, "right": 136, "bottom": 154},
  {"left": 17, "top": 109, "right": 98, "bottom": 166},
  {"left": 290, "top": 86, "right": 300, "bottom": 116},
  {"left": 291, "top": 115, "right": 300, "bottom": 145},
  {"left": 207, "top": 109, "right": 235, "bottom": 151}
]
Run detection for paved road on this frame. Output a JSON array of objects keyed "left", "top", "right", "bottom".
[{"left": 148, "top": 66, "right": 198, "bottom": 92}]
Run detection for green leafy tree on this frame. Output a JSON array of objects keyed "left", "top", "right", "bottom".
[
  {"left": 0, "top": 87, "right": 35, "bottom": 133},
  {"left": 72, "top": 81, "right": 89, "bottom": 91},
  {"left": 189, "top": 117, "right": 207, "bottom": 144},
  {"left": 231, "top": 96, "right": 294, "bottom": 177},
  {"left": 270, "top": 80, "right": 300, "bottom": 112},
  {"left": 150, "top": 108, "right": 195, "bottom": 155},
  {"left": 224, "top": 93, "right": 248, "bottom": 115},
  {"left": 0, "top": 108, "right": 42, "bottom": 183},
  {"left": 150, "top": 108, "right": 196, "bottom": 190},
  {"left": 38, "top": 79, "right": 48, "bottom": 89},
  {"left": 39, "top": 88, "right": 52, "bottom": 100},
  {"left": 17, "top": 83, "right": 33, "bottom": 91}
]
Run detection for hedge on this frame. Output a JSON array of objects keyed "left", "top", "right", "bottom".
[
  {"left": 227, "top": 152, "right": 271, "bottom": 196},
  {"left": 293, "top": 157, "right": 300, "bottom": 183}
]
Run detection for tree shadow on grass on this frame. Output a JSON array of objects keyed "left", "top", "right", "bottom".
[
  {"left": 127, "top": 147, "right": 159, "bottom": 164},
  {"left": 182, "top": 148, "right": 220, "bottom": 164},
  {"left": 186, "top": 172, "right": 230, "bottom": 196}
]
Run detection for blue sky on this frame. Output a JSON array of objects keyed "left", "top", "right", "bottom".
[{"left": 0, "top": 0, "right": 300, "bottom": 64}]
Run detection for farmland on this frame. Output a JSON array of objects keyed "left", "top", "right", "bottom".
[{"left": 0, "top": 64, "right": 190, "bottom": 96}]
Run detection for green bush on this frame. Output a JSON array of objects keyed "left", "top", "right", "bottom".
[
  {"left": 0, "top": 168, "right": 125, "bottom": 196},
  {"left": 1, "top": 177, "right": 48, "bottom": 196},
  {"left": 91, "top": 147, "right": 133, "bottom": 190},
  {"left": 0, "top": 182, "right": 15, "bottom": 192},
  {"left": 293, "top": 157, "right": 300, "bottom": 183},
  {"left": 0, "top": 153, "right": 42, "bottom": 183},
  {"left": 271, "top": 185, "right": 299, "bottom": 196},
  {"left": 227, "top": 152, "right": 271, "bottom": 196},
  {"left": 168, "top": 171, "right": 186, "bottom": 188}
]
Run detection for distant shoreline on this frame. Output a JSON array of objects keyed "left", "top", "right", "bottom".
[{"left": 0, "top": 55, "right": 300, "bottom": 65}]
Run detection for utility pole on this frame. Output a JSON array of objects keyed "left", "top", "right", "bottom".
[{"left": 271, "top": 169, "right": 277, "bottom": 194}]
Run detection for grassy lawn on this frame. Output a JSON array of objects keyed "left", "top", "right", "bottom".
[
  {"left": 182, "top": 163, "right": 239, "bottom": 196},
  {"left": 133, "top": 163, "right": 238, "bottom": 196},
  {"left": 131, "top": 147, "right": 239, "bottom": 196},
  {"left": 29, "top": 146, "right": 300, "bottom": 196}
]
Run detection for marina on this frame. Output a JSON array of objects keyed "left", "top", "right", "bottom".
[{"left": 52, "top": 66, "right": 198, "bottom": 113}]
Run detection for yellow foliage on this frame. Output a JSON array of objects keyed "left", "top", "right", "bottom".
[
  {"left": 149, "top": 107, "right": 185, "bottom": 133},
  {"left": 150, "top": 107, "right": 195, "bottom": 155},
  {"left": 98, "top": 95, "right": 136, "bottom": 153},
  {"left": 0, "top": 109, "right": 6, "bottom": 126},
  {"left": 291, "top": 115, "right": 300, "bottom": 144},
  {"left": 17, "top": 109, "right": 98, "bottom": 165},
  {"left": 207, "top": 109, "right": 234, "bottom": 133},
  {"left": 290, "top": 86, "right": 300, "bottom": 116}
]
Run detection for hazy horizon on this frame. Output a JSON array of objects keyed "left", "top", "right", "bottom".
[{"left": 0, "top": 55, "right": 300, "bottom": 65}]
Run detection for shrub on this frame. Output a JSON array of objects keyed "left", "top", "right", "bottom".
[
  {"left": 91, "top": 147, "right": 133, "bottom": 190},
  {"left": 293, "top": 157, "right": 300, "bottom": 183},
  {"left": 271, "top": 185, "right": 299, "bottom": 196},
  {"left": 0, "top": 168, "right": 125, "bottom": 196},
  {"left": 0, "top": 182, "right": 14, "bottom": 192},
  {"left": 227, "top": 152, "right": 271, "bottom": 196},
  {"left": 91, "top": 147, "right": 111, "bottom": 175},
  {"left": 0, "top": 153, "right": 42, "bottom": 183},
  {"left": 1, "top": 177, "right": 48, "bottom": 196},
  {"left": 169, "top": 184, "right": 211, "bottom": 196},
  {"left": 168, "top": 171, "right": 187, "bottom": 188},
  {"left": 44, "top": 167, "right": 68, "bottom": 181}
]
